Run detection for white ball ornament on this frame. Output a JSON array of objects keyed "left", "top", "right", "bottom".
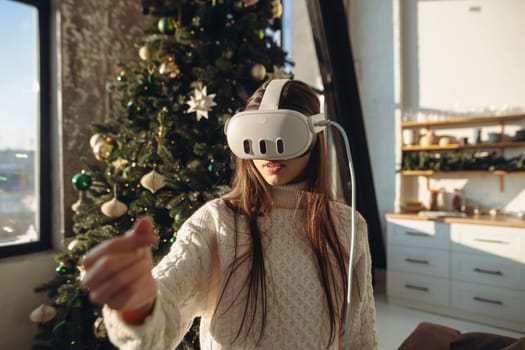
[
  {"left": 67, "top": 239, "right": 80, "bottom": 251},
  {"left": 30, "top": 304, "right": 57, "bottom": 323},
  {"left": 101, "top": 197, "right": 128, "bottom": 218},
  {"left": 138, "top": 46, "right": 152, "bottom": 60},
  {"left": 90, "top": 134, "right": 104, "bottom": 149}
]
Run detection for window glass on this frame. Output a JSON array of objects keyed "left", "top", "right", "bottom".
[
  {"left": 0, "top": 1, "right": 40, "bottom": 247},
  {"left": 282, "top": 0, "right": 323, "bottom": 91}
]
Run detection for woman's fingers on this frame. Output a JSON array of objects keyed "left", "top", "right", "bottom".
[
  {"left": 81, "top": 247, "right": 150, "bottom": 292},
  {"left": 87, "top": 251, "right": 154, "bottom": 308},
  {"left": 80, "top": 217, "right": 160, "bottom": 312},
  {"left": 104, "top": 272, "right": 158, "bottom": 311}
]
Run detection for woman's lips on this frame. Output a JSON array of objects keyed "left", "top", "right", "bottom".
[{"left": 263, "top": 161, "right": 284, "bottom": 174}]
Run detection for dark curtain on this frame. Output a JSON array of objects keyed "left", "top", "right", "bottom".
[{"left": 306, "top": 0, "right": 386, "bottom": 271}]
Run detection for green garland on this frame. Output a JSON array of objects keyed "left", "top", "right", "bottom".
[{"left": 401, "top": 151, "right": 525, "bottom": 171}]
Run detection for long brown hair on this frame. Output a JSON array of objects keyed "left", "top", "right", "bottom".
[{"left": 220, "top": 80, "right": 349, "bottom": 346}]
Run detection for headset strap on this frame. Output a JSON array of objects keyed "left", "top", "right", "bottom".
[{"left": 259, "top": 79, "right": 290, "bottom": 110}]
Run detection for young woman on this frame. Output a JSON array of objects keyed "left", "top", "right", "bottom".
[{"left": 81, "top": 80, "right": 377, "bottom": 349}]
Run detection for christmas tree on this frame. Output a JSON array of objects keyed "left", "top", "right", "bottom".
[{"left": 32, "top": 1, "right": 289, "bottom": 349}]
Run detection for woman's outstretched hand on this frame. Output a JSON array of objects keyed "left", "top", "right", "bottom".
[{"left": 81, "top": 216, "right": 159, "bottom": 323}]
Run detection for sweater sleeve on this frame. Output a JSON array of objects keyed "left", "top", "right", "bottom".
[{"left": 102, "top": 205, "right": 216, "bottom": 350}]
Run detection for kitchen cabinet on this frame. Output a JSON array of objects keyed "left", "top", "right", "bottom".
[{"left": 386, "top": 215, "right": 525, "bottom": 332}]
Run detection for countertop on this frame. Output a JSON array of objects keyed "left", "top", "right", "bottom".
[{"left": 386, "top": 212, "right": 525, "bottom": 229}]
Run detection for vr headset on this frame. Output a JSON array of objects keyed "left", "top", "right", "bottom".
[{"left": 224, "top": 79, "right": 326, "bottom": 160}]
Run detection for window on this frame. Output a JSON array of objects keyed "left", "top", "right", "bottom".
[
  {"left": 282, "top": 0, "right": 323, "bottom": 91},
  {"left": 0, "top": 0, "right": 51, "bottom": 257}
]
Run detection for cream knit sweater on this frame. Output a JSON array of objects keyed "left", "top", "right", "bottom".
[{"left": 103, "top": 182, "right": 378, "bottom": 349}]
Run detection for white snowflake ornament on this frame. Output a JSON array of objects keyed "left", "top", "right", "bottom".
[{"left": 186, "top": 82, "right": 217, "bottom": 121}]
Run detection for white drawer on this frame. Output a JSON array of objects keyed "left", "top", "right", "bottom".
[
  {"left": 388, "top": 219, "right": 450, "bottom": 250},
  {"left": 452, "top": 281, "right": 525, "bottom": 323},
  {"left": 388, "top": 246, "right": 450, "bottom": 278},
  {"left": 387, "top": 270, "right": 450, "bottom": 307},
  {"left": 451, "top": 224, "right": 525, "bottom": 262},
  {"left": 452, "top": 253, "right": 525, "bottom": 291}
]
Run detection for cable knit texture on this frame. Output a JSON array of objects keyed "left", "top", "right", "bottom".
[{"left": 103, "top": 182, "right": 378, "bottom": 349}]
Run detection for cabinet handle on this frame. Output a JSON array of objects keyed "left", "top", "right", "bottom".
[
  {"left": 405, "top": 231, "right": 432, "bottom": 237},
  {"left": 405, "top": 258, "right": 430, "bottom": 265},
  {"left": 404, "top": 284, "right": 429, "bottom": 292},
  {"left": 473, "top": 267, "right": 503, "bottom": 276},
  {"left": 474, "top": 238, "right": 508, "bottom": 245},
  {"left": 473, "top": 296, "right": 503, "bottom": 306}
]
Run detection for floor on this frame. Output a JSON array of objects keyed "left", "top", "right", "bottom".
[{"left": 375, "top": 293, "right": 525, "bottom": 350}]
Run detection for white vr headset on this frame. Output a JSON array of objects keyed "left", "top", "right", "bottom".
[{"left": 224, "top": 79, "right": 326, "bottom": 160}]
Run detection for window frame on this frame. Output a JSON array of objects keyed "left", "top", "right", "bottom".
[{"left": 0, "top": 0, "right": 52, "bottom": 258}]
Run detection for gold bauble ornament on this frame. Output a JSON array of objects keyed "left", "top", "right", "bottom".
[
  {"left": 30, "top": 304, "right": 57, "bottom": 323},
  {"left": 250, "top": 63, "right": 267, "bottom": 81},
  {"left": 159, "top": 57, "right": 180, "bottom": 78},
  {"left": 271, "top": 1, "right": 283, "bottom": 19},
  {"left": 243, "top": 0, "right": 259, "bottom": 6},
  {"left": 101, "top": 197, "right": 128, "bottom": 218},
  {"left": 111, "top": 157, "right": 129, "bottom": 170},
  {"left": 93, "top": 316, "right": 107, "bottom": 339},
  {"left": 138, "top": 46, "right": 152, "bottom": 60},
  {"left": 140, "top": 169, "right": 166, "bottom": 194},
  {"left": 93, "top": 140, "right": 113, "bottom": 161}
]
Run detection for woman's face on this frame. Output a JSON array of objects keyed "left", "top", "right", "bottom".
[{"left": 252, "top": 153, "right": 311, "bottom": 186}]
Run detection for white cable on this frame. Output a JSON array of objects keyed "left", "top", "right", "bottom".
[{"left": 315, "top": 120, "right": 356, "bottom": 350}]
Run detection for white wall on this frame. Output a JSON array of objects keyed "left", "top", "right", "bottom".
[
  {"left": 400, "top": 0, "right": 525, "bottom": 213},
  {"left": 347, "top": 0, "right": 396, "bottom": 237},
  {"left": 417, "top": 0, "right": 525, "bottom": 111},
  {"left": 348, "top": 0, "right": 525, "bottom": 226},
  {"left": 0, "top": 253, "right": 56, "bottom": 350}
]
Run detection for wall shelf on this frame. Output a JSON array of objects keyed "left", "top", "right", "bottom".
[
  {"left": 400, "top": 170, "right": 525, "bottom": 176},
  {"left": 402, "top": 141, "right": 525, "bottom": 151},
  {"left": 400, "top": 170, "right": 525, "bottom": 192},
  {"left": 401, "top": 114, "right": 525, "bottom": 129},
  {"left": 400, "top": 115, "right": 525, "bottom": 192}
]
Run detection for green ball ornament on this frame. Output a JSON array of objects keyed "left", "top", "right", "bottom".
[
  {"left": 158, "top": 17, "right": 175, "bottom": 35},
  {"left": 256, "top": 29, "right": 264, "bottom": 40},
  {"left": 56, "top": 264, "right": 67, "bottom": 275},
  {"left": 72, "top": 173, "right": 92, "bottom": 191},
  {"left": 169, "top": 236, "right": 176, "bottom": 243}
]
